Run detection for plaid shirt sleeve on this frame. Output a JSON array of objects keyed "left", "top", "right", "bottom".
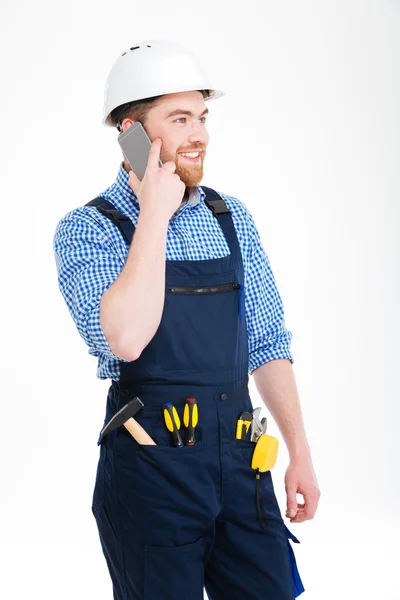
[
  {"left": 243, "top": 208, "right": 294, "bottom": 374},
  {"left": 53, "top": 208, "right": 129, "bottom": 362}
]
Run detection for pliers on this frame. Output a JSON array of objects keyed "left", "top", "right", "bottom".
[{"left": 250, "top": 408, "right": 267, "bottom": 442}]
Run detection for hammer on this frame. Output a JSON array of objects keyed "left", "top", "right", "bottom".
[{"left": 100, "top": 397, "right": 156, "bottom": 445}]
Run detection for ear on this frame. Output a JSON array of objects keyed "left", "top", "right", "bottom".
[{"left": 120, "top": 118, "right": 137, "bottom": 133}]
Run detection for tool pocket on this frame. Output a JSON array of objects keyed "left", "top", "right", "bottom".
[
  {"left": 233, "top": 438, "right": 283, "bottom": 531},
  {"left": 115, "top": 427, "right": 207, "bottom": 540},
  {"left": 235, "top": 438, "right": 258, "bottom": 471},
  {"left": 284, "top": 525, "right": 305, "bottom": 597},
  {"left": 133, "top": 437, "right": 203, "bottom": 456},
  {"left": 144, "top": 535, "right": 208, "bottom": 600},
  {"left": 117, "top": 418, "right": 204, "bottom": 475}
]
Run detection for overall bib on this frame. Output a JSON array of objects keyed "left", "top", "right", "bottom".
[{"left": 87, "top": 188, "right": 305, "bottom": 600}]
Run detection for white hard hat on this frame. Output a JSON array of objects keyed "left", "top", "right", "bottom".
[{"left": 102, "top": 39, "right": 225, "bottom": 128}]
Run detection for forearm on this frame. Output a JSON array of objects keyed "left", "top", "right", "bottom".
[
  {"left": 100, "top": 209, "right": 170, "bottom": 361},
  {"left": 252, "top": 359, "right": 310, "bottom": 461}
]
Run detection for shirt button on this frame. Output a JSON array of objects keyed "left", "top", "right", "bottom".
[
  {"left": 120, "top": 388, "right": 130, "bottom": 397},
  {"left": 220, "top": 393, "right": 228, "bottom": 401}
]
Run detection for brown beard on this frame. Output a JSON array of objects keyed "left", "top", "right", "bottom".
[
  {"left": 160, "top": 148, "right": 205, "bottom": 187},
  {"left": 175, "top": 157, "right": 204, "bottom": 186}
]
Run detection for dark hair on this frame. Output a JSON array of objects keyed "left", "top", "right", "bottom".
[{"left": 110, "top": 89, "right": 210, "bottom": 132}]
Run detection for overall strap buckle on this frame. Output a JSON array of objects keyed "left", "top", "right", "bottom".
[{"left": 201, "top": 186, "right": 231, "bottom": 216}]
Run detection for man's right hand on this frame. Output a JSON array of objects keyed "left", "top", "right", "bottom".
[{"left": 127, "top": 138, "right": 186, "bottom": 220}]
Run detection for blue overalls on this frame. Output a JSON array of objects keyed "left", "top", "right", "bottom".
[{"left": 87, "top": 188, "right": 305, "bottom": 600}]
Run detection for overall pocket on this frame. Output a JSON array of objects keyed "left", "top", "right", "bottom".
[
  {"left": 233, "top": 437, "right": 283, "bottom": 530},
  {"left": 144, "top": 535, "right": 208, "bottom": 600},
  {"left": 155, "top": 279, "right": 244, "bottom": 373},
  {"left": 135, "top": 439, "right": 203, "bottom": 454},
  {"left": 91, "top": 441, "right": 107, "bottom": 510},
  {"left": 235, "top": 437, "right": 257, "bottom": 472},
  {"left": 112, "top": 394, "right": 211, "bottom": 541},
  {"left": 169, "top": 281, "right": 242, "bottom": 314},
  {"left": 115, "top": 431, "right": 208, "bottom": 542}
]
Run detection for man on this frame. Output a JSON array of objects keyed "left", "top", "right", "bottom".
[{"left": 53, "top": 39, "right": 320, "bottom": 600}]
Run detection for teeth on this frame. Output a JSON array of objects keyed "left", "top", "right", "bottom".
[{"left": 180, "top": 152, "right": 200, "bottom": 158}]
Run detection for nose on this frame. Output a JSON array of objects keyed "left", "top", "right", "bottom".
[{"left": 187, "top": 119, "right": 208, "bottom": 146}]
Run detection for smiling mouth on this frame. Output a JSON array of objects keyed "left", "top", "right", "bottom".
[{"left": 178, "top": 151, "right": 202, "bottom": 162}]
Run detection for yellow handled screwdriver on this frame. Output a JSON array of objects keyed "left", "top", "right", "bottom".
[
  {"left": 236, "top": 411, "right": 253, "bottom": 440},
  {"left": 183, "top": 397, "right": 198, "bottom": 445},
  {"left": 163, "top": 402, "right": 184, "bottom": 447}
]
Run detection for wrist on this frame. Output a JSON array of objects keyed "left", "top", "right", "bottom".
[
  {"left": 138, "top": 207, "right": 170, "bottom": 230},
  {"left": 289, "top": 442, "right": 311, "bottom": 462}
]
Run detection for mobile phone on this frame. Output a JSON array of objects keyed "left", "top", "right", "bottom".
[{"left": 117, "top": 121, "right": 163, "bottom": 180}]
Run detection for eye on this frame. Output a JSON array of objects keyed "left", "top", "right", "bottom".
[{"left": 174, "top": 117, "right": 208, "bottom": 124}]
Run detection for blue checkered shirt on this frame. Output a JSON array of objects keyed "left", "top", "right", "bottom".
[{"left": 53, "top": 162, "right": 294, "bottom": 380}]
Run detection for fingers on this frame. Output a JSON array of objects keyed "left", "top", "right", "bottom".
[
  {"left": 162, "top": 160, "right": 177, "bottom": 174},
  {"left": 303, "top": 494, "right": 318, "bottom": 518},
  {"left": 286, "top": 489, "right": 298, "bottom": 519},
  {"left": 147, "top": 137, "right": 162, "bottom": 171},
  {"left": 128, "top": 169, "right": 141, "bottom": 195},
  {"left": 147, "top": 139, "right": 177, "bottom": 174},
  {"left": 289, "top": 509, "right": 309, "bottom": 523},
  {"left": 288, "top": 496, "right": 318, "bottom": 522}
]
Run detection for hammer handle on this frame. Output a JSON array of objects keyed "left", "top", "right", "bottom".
[{"left": 123, "top": 417, "right": 156, "bottom": 445}]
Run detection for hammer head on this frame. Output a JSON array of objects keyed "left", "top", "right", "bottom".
[{"left": 101, "top": 396, "right": 144, "bottom": 437}]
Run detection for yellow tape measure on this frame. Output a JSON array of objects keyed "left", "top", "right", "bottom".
[{"left": 251, "top": 434, "right": 279, "bottom": 472}]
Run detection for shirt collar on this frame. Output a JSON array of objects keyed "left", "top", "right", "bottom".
[{"left": 114, "top": 162, "right": 203, "bottom": 213}]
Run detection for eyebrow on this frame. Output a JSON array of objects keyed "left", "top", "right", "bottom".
[{"left": 165, "top": 107, "right": 209, "bottom": 119}]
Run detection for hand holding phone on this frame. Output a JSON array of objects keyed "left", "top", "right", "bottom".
[
  {"left": 118, "top": 121, "right": 163, "bottom": 180},
  {"left": 126, "top": 134, "right": 185, "bottom": 221}
]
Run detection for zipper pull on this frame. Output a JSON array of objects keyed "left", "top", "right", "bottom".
[{"left": 238, "top": 284, "right": 243, "bottom": 317}]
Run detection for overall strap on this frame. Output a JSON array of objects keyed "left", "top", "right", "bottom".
[
  {"left": 85, "top": 197, "right": 134, "bottom": 246},
  {"left": 200, "top": 186, "right": 240, "bottom": 258}
]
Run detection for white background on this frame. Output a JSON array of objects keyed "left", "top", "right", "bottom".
[{"left": 1, "top": 0, "right": 398, "bottom": 598}]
